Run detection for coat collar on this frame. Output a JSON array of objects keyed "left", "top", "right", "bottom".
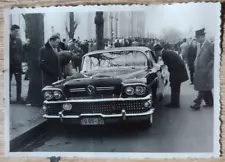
[
  {"left": 197, "top": 40, "right": 209, "bottom": 57},
  {"left": 45, "top": 41, "right": 52, "bottom": 50}
]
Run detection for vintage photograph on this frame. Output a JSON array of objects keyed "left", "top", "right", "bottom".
[{"left": 6, "top": 2, "right": 221, "bottom": 157}]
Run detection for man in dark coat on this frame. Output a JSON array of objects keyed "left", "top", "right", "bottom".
[
  {"left": 187, "top": 38, "right": 197, "bottom": 85},
  {"left": 114, "top": 40, "right": 121, "bottom": 47},
  {"left": 191, "top": 28, "right": 214, "bottom": 110},
  {"left": 154, "top": 44, "right": 189, "bottom": 108},
  {"left": 40, "top": 35, "right": 61, "bottom": 88},
  {"left": 10, "top": 24, "right": 25, "bottom": 103}
]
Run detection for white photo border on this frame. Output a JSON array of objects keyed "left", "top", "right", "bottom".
[{"left": 4, "top": 2, "right": 222, "bottom": 158}]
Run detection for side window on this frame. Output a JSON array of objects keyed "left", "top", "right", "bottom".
[{"left": 146, "top": 50, "right": 157, "bottom": 65}]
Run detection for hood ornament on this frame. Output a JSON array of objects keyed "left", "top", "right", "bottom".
[{"left": 86, "top": 85, "right": 96, "bottom": 95}]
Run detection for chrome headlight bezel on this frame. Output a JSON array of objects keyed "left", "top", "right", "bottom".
[
  {"left": 44, "top": 91, "right": 53, "bottom": 100},
  {"left": 125, "top": 86, "right": 135, "bottom": 96},
  {"left": 43, "top": 88, "right": 64, "bottom": 101},
  {"left": 53, "top": 90, "right": 62, "bottom": 99},
  {"left": 135, "top": 85, "right": 147, "bottom": 95}
]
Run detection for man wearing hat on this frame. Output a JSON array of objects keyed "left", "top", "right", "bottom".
[
  {"left": 154, "top": 44, "right": 188, "bottom": 108},
  {"left": 190, "top": 28, "right": 214, "bottom": 110}
]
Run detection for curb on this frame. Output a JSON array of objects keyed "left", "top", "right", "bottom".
[{"left": 10, "top": 120, "right": 49, "bottom": 152}]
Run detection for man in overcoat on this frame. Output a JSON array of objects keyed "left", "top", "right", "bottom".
[
  {"left": 154, "top": 44, "right": 189, "bottom": 108},
  {"left": 191, "top": 28, "right": 214, "bottom": 110},
  {"left": 40, "top": 35, "right": 61, "bottom": 87}
]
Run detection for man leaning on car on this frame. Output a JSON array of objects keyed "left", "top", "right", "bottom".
[{"left": 153, "top": 44, "right": 188, "bottom": 108}]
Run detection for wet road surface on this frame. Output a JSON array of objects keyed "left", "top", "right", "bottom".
[{"left": 19, "top": 81, "right": 214, "bottom": 153}]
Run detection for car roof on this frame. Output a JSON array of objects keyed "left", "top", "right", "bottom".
[{"left": 83, "top": 46, "right": 151, "bottom": 57}]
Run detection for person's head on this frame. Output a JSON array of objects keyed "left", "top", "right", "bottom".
[
  {"left": 195, "top": 28, "right": 206, "bottom": 44},
  {"left": 26, "top": 38, "right": 30, "bottom": 44},
  {"left": 153, "top": 44, "right": 163, "bottom": 57},
  {"left": 191, "top": 38, "right": 197, "bottom": 47},
  {"left": 49, "top": 35, "right": 60, "bottom": 48},
  {"left": 10, "top": 25, "right": 20, "bottom": 38},
  {"left": 183, "top": 38, "right": 187, "bottom": 43}
]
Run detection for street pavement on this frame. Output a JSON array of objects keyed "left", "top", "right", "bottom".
[
  {"left": 19, "top": 79, "right": 214, "bottom": 153},
  {"left": 10, "top": 74, "right": 45, "bottom": 140}
]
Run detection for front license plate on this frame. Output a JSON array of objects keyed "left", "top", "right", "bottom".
[{"left": 80, "top": 118, "right": 104, "bottom": 125}]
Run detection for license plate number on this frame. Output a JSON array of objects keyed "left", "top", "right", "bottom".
[{"left": 80, "top": 118, "right": 104, "bottom": 125}]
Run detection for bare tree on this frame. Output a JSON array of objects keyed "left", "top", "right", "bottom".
[{"left": 65, "top": 12, "right": 78, "bottom": 39}]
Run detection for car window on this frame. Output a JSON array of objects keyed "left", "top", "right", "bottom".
[
  {"left": 81, "top": 50, "right": 148, "bottom": 72},
  {"left": 145, "top": 50, "right": 158, "bottom": 64}
]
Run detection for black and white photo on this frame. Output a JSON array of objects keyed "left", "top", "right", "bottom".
[{"left": 5, "top": 2, "right": 221, "bottom": 158}]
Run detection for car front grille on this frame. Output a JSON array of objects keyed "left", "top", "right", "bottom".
[
  {"left": 46, "top": 100, "right": 150, "bottom": 115},
  {"left": 63, "top": 85, "right": 122, "bottom": 98}
]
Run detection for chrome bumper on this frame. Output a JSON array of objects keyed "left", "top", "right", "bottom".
[
  {"left": 43, "top": 94, "right": 152, "bottom": 104},
  {"left": 43, "top": 109, "right": 154, "bottom": 121}
]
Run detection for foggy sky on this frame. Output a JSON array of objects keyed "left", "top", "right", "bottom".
[
  {"left": 145, "top": 3, "right": 220, "bottom": 38},
  {"left": 11, "top": 3, "right": 220, "bottom": 42}
]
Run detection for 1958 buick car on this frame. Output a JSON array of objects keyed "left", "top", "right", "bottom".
[{"left": 42, "top": 46, "right": 169, "bottom": 127}]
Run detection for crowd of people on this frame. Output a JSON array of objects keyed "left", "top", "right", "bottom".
[
  {"left": 10, "top": 24, "right": 214, "bottom": 111},
  {"left": 153, "top": 28, "right": 214, "bottom": 110}
]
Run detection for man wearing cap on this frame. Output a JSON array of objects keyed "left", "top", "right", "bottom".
[
  {"left": 191, "top": 28, "right": 214, "bottom": 110},
  {"left": 154, "top": 44, "right": 188, "bottom": 108}
]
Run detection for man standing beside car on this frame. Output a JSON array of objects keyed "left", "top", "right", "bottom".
[
  {"left": 153, "top": 44, "right": 188, "bottom": 108},
  {"left": 40, "top": 35, "right": 61, "bottom": 87},
  {"left": 10, "top": 24, "right": 25, "bottom": 104}
]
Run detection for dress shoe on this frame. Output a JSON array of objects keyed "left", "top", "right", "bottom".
[{"left": 190, "top": 104, "right": 200, "bottom": 110}]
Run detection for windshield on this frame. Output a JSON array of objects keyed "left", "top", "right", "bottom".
[{"left": 81, "top": 50, "right": 148, "bottom": 72}]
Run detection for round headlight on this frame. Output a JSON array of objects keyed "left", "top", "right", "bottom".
[
  {"left": 44, "top": 91, "right": 53, "bottom": 100},
  {"left": 125, "top": 86, "right": 135, "bottom": 95},
  {"left": 63, "top": 103, "right": 72, "bottom": 111},
  {"left": 135, "top": 86, "right": 146, "bottom": 95},
  {"left": 54, "top": 90, "right": 62, "bottom": 99}
]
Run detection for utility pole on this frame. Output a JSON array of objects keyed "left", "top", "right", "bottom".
[
  {"left": 131, "top": 11, "right": 134, "bottom": 38},
  {"left": 115, "top": 13, "right": 118, "bottom": 39},
  {"left": 110, "top": 12, "right": 114, "bottom": 44}
]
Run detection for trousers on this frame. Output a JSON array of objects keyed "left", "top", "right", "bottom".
[
  {"left": 194, "top": 91, "right": 213, "bottom": 106},
  {"left": 170, "top": 81, "right": 181, "bottom": 106},
  {"left": 10, "top": 64, "right": 22, "bottom": 100}
]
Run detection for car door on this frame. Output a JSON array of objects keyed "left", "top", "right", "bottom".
[{"left": 146, "top": 50, "right": 168, "bottom": 96}]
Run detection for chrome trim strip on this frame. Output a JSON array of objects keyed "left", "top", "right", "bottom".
[
  {"left": 43, "top": 94, "right": 152, "bottom": 104},
  {"left": 122, "top": 83, "right": 147, "bottom": 86},
  {"left": 70, "top": 88, "right": 85, "bottom": 92},
  {"left": 96, "top": 87, "right": 115, "bottom": 91},
  {"left": 69, "top": 86, "right": 115, "bottom": 93},
  {"left": 43, "top": 109, "right": 154, "bottom": 119}
]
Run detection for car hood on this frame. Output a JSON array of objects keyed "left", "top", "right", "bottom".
[
  {"left": 82, "top": 67, "right": 149, "bottom": 81},
  {"left": 53, "top": 67, "right": 153, "bottom": 89}
]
